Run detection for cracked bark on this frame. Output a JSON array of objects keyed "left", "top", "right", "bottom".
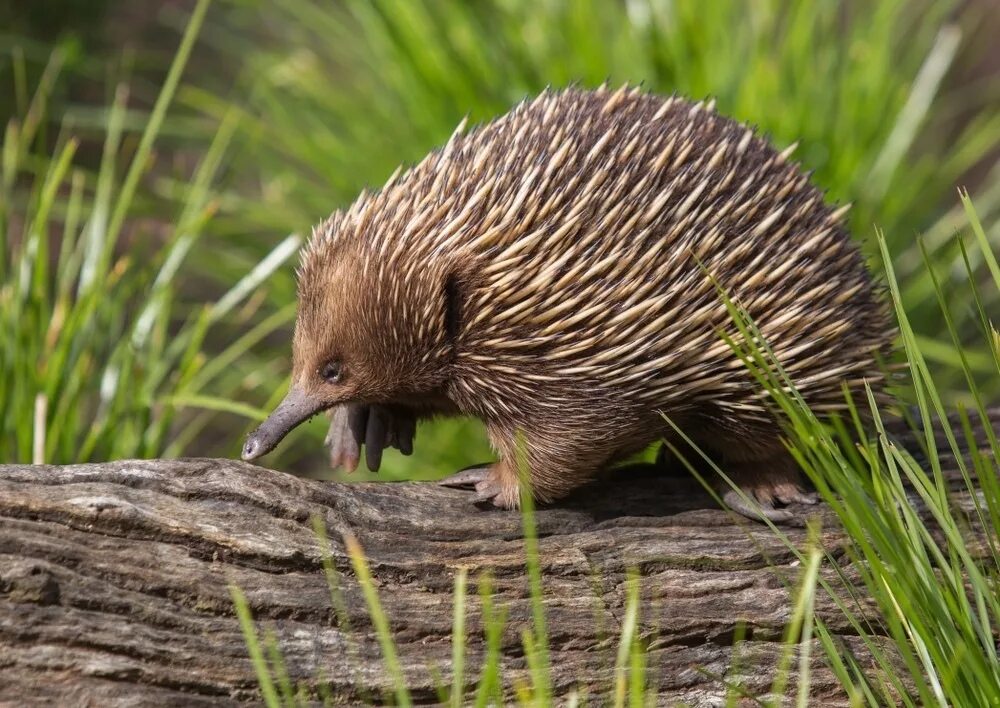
[{"left": 1, "top": 410, "right": 996, "bottom": 706}]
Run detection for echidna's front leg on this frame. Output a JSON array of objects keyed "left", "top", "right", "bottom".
[
  {"left": 438, "top": 424, "right": 605, "bottom": 509},
  {"left": 326, "top": 404, "right": 416, "bottom": 473},
  {"left": 326, "top": 405, "right": 359, "bottom": 471},
  {"left": 437, "top": 461, "right": 521, "bottom": 508}
]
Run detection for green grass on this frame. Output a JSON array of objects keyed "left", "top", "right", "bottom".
[
  {"left": 0, "top": 0, "right": 299, "bottom": 462},
  {"left": 233, "top": 484, "right": 655, "bottom": 705},
  {"left": 231, "top": 583, "right": 282, "bottom": 708},
  {"left": 449, "top": 566, "right": 468, "bottom": 708},
  {"left": 344, "top": 532, "right": 412, "bottom": 707},
  {"left": 703, "top": 197, "right": 1000, "bottom": 704}
]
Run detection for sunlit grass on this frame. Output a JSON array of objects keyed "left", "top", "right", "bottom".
[
  {"left": 231, "top": 583, "right": 282, "bottom": 708},
  {"left": 702, "top": 196, "right": 1000, "bottom": 705},
  {"left": 449, "top": 566, "right": 468, "bottom": 708},
  {"left": 0, "top": 0, "right": 298, "bottom": 462},
  {"left": 6, "top": 0, "right": 997, "bottom": 479}
]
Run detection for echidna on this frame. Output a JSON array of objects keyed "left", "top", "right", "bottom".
[{"left": 242, "top": 86, "right": 894, "bottom": 522}]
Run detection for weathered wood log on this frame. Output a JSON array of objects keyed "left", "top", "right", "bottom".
[{"left": 1, "top": 411, "right": 997, "bottom": 706}]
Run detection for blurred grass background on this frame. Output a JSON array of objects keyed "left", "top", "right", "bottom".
[{"left": 1, "top": 0, "right": 999, "bottom": 481}]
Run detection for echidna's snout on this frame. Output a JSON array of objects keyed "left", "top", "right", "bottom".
[{"left": 242, "top": 386, "right": 328, "bottom": 461}]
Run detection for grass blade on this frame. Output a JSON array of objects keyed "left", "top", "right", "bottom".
[
  {"left": 230, "top": 584, "right": 281, "bottom": 708},
  {"left": 450, "top": 567, "right": 468, "bottom": 708},
  {"left": 344, "top": 533, "right": 411, "bottom": 707}
]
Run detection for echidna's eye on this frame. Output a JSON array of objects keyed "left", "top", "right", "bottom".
[{"left": 320, "top": 361, "right": 344, "bottom": 384}]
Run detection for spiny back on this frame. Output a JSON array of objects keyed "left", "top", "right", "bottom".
[{"left": 302, "top": 86, "right": 893, "bottom": 421}]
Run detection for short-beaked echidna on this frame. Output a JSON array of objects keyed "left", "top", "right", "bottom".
[{"left": 242, "top": 86, "right": 895, "bottom": 522}]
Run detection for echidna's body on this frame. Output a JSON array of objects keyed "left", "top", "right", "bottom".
[{"left": 243, "top": 86, "right": 894, "bottom": 521}]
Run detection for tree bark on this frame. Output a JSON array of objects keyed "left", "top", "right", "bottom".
[{"left": 1, "top": 411, "right": 997, "bottom": 706}]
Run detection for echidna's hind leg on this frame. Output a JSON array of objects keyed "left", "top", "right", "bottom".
[
  {"left": 720, "top": 452, "right": 819, "bottom": 523},
  {"left": 437, "top": 465, "right": 492, "bottom": 488}
]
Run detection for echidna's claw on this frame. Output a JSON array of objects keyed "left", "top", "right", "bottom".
[
  {"left": 721, "top": 489, "right": 795, "bottom": 523},
  {"left": 396, "top": 414, "right": 415, "bottom": 456},
  {"left": 365, "top": 406, "right": 388, "bottom": 472},
  {"left": 437, "top": 464, "right": 492, "bottom": 488},
  {"left": 471, "top": 477, "right": 505, "bottom": 508},
  {"left": 327, "top": 404, "right": 417, "bottom": 473},
  {"left": 439, "top": 464, "right": 517, "bottom": 509},
  {"left": 347, "top": 405, "right": 369, "bottom": 450},
  {"left": 326, "top": 406, "right": 361, "bottom": 473},
  {"left": 774, "top": 486, "right": 819, "bottom": 506}
]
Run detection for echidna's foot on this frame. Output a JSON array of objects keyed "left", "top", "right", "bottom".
[
  {"left": 721, "top": 483, "right": 819, "bottom": 523},
  {"left": 436, "top": 464, "right": 492, "bottom": 488},
  {"left": 771, "top": 483, "right": 819, "bottom": 506},
  {"left": 437, "top": 463, "right": 519, "bottom": 509},
  {"left": 721, "top": 489, "right": 794, "bottom": 523},
  {"left": 325, "top": 404, "right": 416, "bottom": 473}
]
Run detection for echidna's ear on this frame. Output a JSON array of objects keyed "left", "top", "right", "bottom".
[{"left": 442, "top": 271, "right": 464, "bottom": 344}]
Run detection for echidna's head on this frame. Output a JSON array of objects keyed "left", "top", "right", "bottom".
[{"left": 242, "top": 209, "right": 460, "bottom": 462}]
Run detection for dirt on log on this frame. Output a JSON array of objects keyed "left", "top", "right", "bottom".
[{"left": 1, "top": 411, "right": 997, "bottom": 706}]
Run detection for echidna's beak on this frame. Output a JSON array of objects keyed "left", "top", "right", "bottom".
[{"left": 242, "top": 386, "right": 327, "bottom": 461}]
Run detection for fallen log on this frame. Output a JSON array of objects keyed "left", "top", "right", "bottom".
[{"left": 1, "top": 411, "right": 997, "bottom": 705}]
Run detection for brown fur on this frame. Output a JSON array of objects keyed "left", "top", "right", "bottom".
[{"left": 291, "top": 86, "right": 895, "bottom": 509}]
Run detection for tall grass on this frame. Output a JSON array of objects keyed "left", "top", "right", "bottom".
[
  {"left": 178, "top": 0, "right": 1000, "bottom": 478},
  {"left": 695, "top": 196, "right": 1000, "bottom": 704},
  {"left": 7, "top": 2, "right": 997, "bottom": 476},
  {"left": 0, "top": 0, "right": 298, "bottom": 462}
]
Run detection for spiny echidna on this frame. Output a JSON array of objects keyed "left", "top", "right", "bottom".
[{"left": 241, "top": 85, "right": 895, "bottom": 522}]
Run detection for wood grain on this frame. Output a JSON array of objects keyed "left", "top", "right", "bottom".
[{"left": 2, "top": 410, "right": 996, "bottom": 706}]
